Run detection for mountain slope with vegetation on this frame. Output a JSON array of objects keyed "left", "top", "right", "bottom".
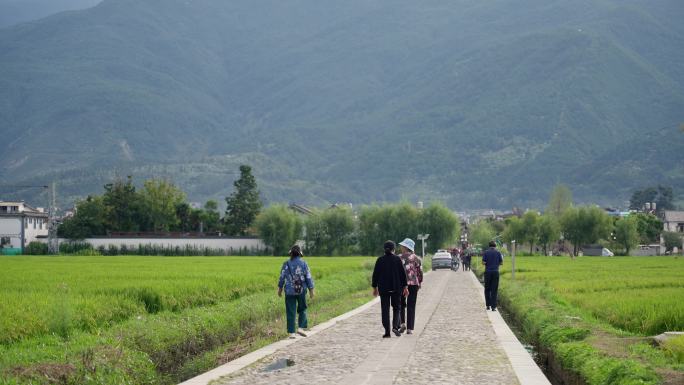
[
  {"left": 0, "top": 0, "right": 101, "bottom": 28},
  {"left": 0, "top": 0, "right": 682, "bottom": 208}
]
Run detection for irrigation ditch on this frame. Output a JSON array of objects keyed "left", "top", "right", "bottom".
[
  {"left": 473, "top": 272, "right": 586, "bottom": 385},
  {"left": 496, "top": 304, "right": 587, "bottom": 385}
]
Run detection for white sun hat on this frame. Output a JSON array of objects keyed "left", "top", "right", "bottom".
[{"left": 398, "top": 238, "right": 416, "bottom": 252}]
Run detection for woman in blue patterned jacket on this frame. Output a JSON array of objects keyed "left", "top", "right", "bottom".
[{"left": 278, "top": 245, "right": 315, "bottom": 339}]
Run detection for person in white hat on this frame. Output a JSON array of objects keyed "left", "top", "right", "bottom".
[{"left": 397, "top": 238, "right": 422, "bottom": 334}]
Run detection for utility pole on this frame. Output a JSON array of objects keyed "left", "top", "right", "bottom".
[
  {"left": 417, "top": 233, "right": 430, "bottom": 258},
  {"left": 47, "top": 182, "right": 59, "bottom": 254},
  {"left": 511, "top": 240, "right": 516, "bottom": 280}
]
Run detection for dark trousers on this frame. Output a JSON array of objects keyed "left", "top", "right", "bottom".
[
  {"left": 400, "top": 285, "right": 419, "bottom": 330},
  {"left": 285, "top": 293, "right": 308, "bottom": 333},
  {"left": 380, "top": 291, "right": 401, "bottom": 334},
  {"left": 484, "top": 271, "right": 500, "bottom": 309}
]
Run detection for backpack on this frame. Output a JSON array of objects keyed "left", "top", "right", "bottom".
[{"left": 287, "top": 261, "right": 304, "bottom": 295}]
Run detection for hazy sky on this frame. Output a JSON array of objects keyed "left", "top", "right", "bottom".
[{"left": 0, "top": 0, "right": 101, "bottom": 28}]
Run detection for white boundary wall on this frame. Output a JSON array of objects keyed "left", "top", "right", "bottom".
[{"left": 58, "top": 237, "right": 265, "bottom": 252}]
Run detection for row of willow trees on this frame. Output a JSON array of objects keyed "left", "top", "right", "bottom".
[{"left": 255, "top": 202, "right": 460, "bottom": 256}]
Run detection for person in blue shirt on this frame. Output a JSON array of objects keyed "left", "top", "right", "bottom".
[
  {"left": 481, "top": 240, "right": 503, "bottom": 311},
  {"left": 278, "top": 245, "right": 315, "bottom": 339}
]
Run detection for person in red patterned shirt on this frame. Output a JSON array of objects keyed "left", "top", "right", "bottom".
[{"left": 397, "top": 238, "right": 422, "bottom": 335}]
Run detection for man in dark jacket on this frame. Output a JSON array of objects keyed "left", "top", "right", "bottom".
[
  {"left": 482, "top": 240, "right": 504, "bottom": 311},
  {"left": 372, "top": 240, "right": 409, "bottom": 338}
]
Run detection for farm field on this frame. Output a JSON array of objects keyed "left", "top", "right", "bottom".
[
  {"left": 0, "top": 256, "right": 374, "bottom": 384},
  {"left": 487, "top": 256, "right": 684, "bottom": 385}
]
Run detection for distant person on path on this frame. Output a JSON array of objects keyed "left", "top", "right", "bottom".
[
  {"left": 482, "top": 241, "right": 503, "bottom": 311},
  {"left": 278, "top": 245, "right": 315, "bottom": 339},
  {"left": 462, "top": 248, "right": 472, "bottom": 271},
  {"left": 372, "top": 240, "right": 408, "bottom": 338},
  {"left": 398, "top": 238, "right": 422, "bottom": 335}
]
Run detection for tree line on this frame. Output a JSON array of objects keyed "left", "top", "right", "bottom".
[
  {"left": 60, "top": 171, "right": 678, "bottom": 257},
  {"left": 60, "top": 164, "right": 461, "bottom": 257},
  {"left": 59, "top": 165, "right": 262, "bottom": 239},
  {"left": 468, "top": 184, "right": 675, "bottom": 256},
  {"left": 255, "top": 202, "right": 460, "bottom": 256}
]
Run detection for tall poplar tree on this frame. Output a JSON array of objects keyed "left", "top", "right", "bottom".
[
  {"left": 224, "top": 165, "right": 262, "bottom": 235},
  {"left": 547, "top": 184, "right": 573, "bottom": 217}
]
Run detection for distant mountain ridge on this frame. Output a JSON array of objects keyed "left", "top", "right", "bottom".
[
  {"left": 0, "top": 0, "right": 101, "bottom": 28},
  {"left": 0, "top": 0, "right": 682, "bottom": 209}
]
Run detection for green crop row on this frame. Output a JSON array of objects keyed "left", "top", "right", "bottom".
[
  {"left": 474, "top": 256, "right": 684, "bottom": 385},
  {"left": 0, "top": 256, "right": 374, "bottom": 384}
]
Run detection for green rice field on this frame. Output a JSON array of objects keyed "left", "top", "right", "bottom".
[
  {"left": 489, "top": 256, "right": 684, "bottom": 385},
  {"left": 0, "top": 256, "right": 374, "bottom": 384}
]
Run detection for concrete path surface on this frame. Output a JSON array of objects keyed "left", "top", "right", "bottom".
[{"left": 181, "top": 269, "right": 550, "bottom": 385}]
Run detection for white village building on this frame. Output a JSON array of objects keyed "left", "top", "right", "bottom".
[
  {"left": 660, "top": 210, "right": 684, "bottom": 254},
  {"left": 662, "top": 211, "right": 684, "bottom": 233},
  {"left": 0, "top": 201, "right": 48, "bottom": 254}
]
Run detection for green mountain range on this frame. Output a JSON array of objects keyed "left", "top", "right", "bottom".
[
  {"left": 1, "top": 0, "right": 683, "bottom": 210},
  {"left": 0, "top": 0, "right": 101, "bottom": 28}
]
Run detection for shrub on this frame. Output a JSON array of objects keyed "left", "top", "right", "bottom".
[
  {"left": 59, "top": 242, "right": 95, "bottom": 254},
  {"left": 663, "top": 232, "right": 683, "bottom": 252},
  {"left": 663, "top": 335, "right": 684, "bottom": 364},
  {"left": 24, "top": 241, "right": 48, "bottom": 255},
  {"left": 93, "top": 243, "right": 266, "bottom": 256}
]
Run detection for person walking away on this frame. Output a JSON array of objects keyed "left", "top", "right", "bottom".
[
  {"left": 463, "top": 249, "right": 472, "bottom": 271},
  {"left": 372, "top": 240, "right": 408, "bottom": 338},
  {"left": 482, "top": 241, "right": 503, "bottom": 311},
  {"left": 398, "top": 238, "right": 422, "bottom": 335},
  {"left": 278, "top": 245, "right": 315, "bottom": 339}
]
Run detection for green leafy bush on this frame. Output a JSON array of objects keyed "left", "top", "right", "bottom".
[
  {"left": 24, "top": 241, "right": 48, "bottom": 255},
  {"left": 663, "top": 335, "right": 684, "bottom": 364}
]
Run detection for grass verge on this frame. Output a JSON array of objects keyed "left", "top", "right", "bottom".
[{"left": 472, "top": 257, "right": 684, "bottom": 385}]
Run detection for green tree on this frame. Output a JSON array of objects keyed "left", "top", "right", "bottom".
[
  {"left": 632, "top": 212, "right": 663, "bottom": 244},
  {"left": 663, "top": 232, "right": 683, "bottom": 252},
  {"left": 139, "top": 179, "right": 186, "bottom": 231},
  {"left": 358, "top": 202, "right": 420, "bottom": 255},
  {"left": 520, "top": 211, "right": 540, "bottom": 254},
  {"left": 201, "top": 200, "right": 221, "bottom": 233},
  {"left": 489, "top": 219, "right": 506, "bottom": 236},
  {"left": 255, "top": 204, "right": 302, "bottom": 255},
  {"left": 561, "top": 206, "right": 612, "bottom": 257},
  {"left": 629, "top": 185, "right": 675, "bottom": 212},
  {"left": 502, "top": 216, "right": 525, "bottom": 245},
  {"left": 357, "top": 202, "right": 458, "bottom": 255},
  {"left": 58, "top": 196, "right": 108, "bottom": 239},
  {"left": 655, "top": 185, "right": 675, "bottom": 211},
  {"left": 546, "top": 184, "right": 573, "bottom": 217},
  {"left": 175, "top": 200, "right": 221, "bottom": 233},
  {"left": 174, "top": 202, "right": 194, "bottom": 232},
  {"left": 614, "top": 216, "right": 639, "bottom": 255},
  {"left": 358, "top": 205, "right": 384, "bottom": 255},
  {"left": 537, "top": 215, "right": 560, "bottom": 256},
  {"left": 418, "top": 203, "right": 460, "bottom": 254},
  {"left": 225, "top": 165, "right": 262, "bottom": 236},
  {"left": 305, "top": 206, "right": 356, "bottom": 255},
  {"left": 470, "top": 220, "right": 495, "bottom": 249},
  {"left": 103, "top": 176, "right": 140, "bottom": 232},
  {"left": 304, "top": 211, "right": 327, "bottom": 255}
]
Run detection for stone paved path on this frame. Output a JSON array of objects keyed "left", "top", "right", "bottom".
[{"left": 211, "top": 270, "right": 521, "bottom": 385}]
